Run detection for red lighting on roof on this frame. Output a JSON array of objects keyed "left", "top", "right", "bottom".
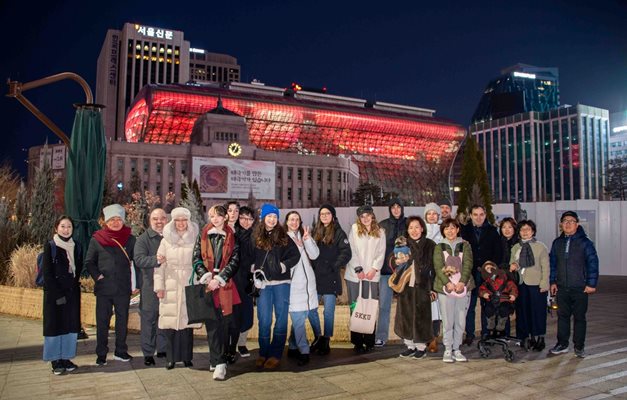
[{"left": 123, "top": 84, "right": 465, "bottom": 202}]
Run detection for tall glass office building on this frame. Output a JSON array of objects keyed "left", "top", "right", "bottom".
[
  {"left": 470, "top": 105, "right": 610, "bottom": 202},
  {"left": 471, "top": 64, "right": 559, "bottom": 124}
]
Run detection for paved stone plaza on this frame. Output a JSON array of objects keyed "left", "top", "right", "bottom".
[{"left": 1, "top": 277, "right": 626, "bottom": 400}]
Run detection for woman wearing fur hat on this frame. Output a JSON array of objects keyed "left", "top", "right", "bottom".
[
  {"left": 310, "top": 204, "right": 352, "bottom": 355},
  {"left": 251, "top": 204, "right": 300, "bottom": 370},
  {"left": 393, "top": 216, "right": 437, "bottom": 359},
  {"left": 433, "top": 218, "right": 474, "bottom": 363},
  {"left": 154, "top": 207, "right": 200, "bottom": 371},
  {"left": 346, "top": 205, "right": 386, "bottom": 353},
  {"left": 85, "top": 204, "right": 137, "bottom": 366},
  {"left": 192, "top": 205, "right": 240, "bottom": 380}
]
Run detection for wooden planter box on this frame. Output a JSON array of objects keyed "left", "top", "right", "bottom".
[{"left": 0, "top": 285, "right": 400, "bottom": 343}]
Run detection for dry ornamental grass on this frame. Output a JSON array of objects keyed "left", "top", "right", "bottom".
[{"left": 9, "top": 244, "right": 41, "bottom": 289}]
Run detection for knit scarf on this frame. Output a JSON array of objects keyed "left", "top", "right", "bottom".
[
  {"left": 200, "top": 223, "right": 241, "bottom": 316},
  {"left": 518, "top": 238, "right": 536, "bottom": 269},
  {"left": 93, "top": 225, "right": 132, "bottom": 247},
  {"left": 53, "top": 234, "right": 76, "bottom": 277}
]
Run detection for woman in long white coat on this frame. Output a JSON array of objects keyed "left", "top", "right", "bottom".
[
  {"left": 154, "top": 207, "right": 200, "bottom": 370},
  {"left": 345, "top": 205, "right": 386, "bottom": 353},
  {"left": 285, "top": 211, "right": 320, "bottom": 366}
]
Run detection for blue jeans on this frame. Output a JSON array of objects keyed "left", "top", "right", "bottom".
[
  {"left": 43, "top": 333, "right": 78, "bottom": 361},
  {"left": 288, "top": 310, "right": 310, "bottom": 354},
  {"left": 257, "top": 283, "right": 290, "bottom": 359},
  {"left": 308, "top": 308, "right": 322, "bottom": 337},
  {"left": 319, "top": 294, "right": 337, "bottom": 337},
  {"left": 376, "top": 277, "right": 393, "bottom": 342}
]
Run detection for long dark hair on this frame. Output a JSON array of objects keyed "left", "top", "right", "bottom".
[
  {"left": 313, "top": 208, "right": 336, "bottom": 245},
  {"left": 54, "top": 215, "right": 74, "bottom": 231},
  {"left": 254, "top": 215, "right": 289, "bottom": 250},
  {"left": 284, "top": 211, "right": 304, "bottom": 237}
]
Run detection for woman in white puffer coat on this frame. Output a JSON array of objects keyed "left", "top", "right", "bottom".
[
  {"left": 285, "top": 211, "right": 320, "bottom": 366},
  {"left": 154, "top": 207, "right": 200, "bottom": 370}
]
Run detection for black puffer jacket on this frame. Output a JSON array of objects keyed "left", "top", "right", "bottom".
[
  {"left": 312, "top": 223, "right": 352, "bottom": 295},
  {"left": 251, "top": 233, "right": 300, "bottom": 282}
]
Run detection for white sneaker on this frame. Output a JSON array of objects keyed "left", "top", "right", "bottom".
[
  {"left": 213, "top": 363, "right": 226, "bottom": 380},
  {"left": 443, "top": 350, "right": 454, "bottom": 363},
  {"left": 453, "top": 350, "right": 467, "bottom": 362}
]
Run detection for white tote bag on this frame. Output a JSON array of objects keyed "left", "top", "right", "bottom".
[{"left": 349, "top": 282, "right": 379, "bottom": 334}]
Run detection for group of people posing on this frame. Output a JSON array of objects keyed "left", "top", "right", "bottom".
[{"left": 41, "top": 198, "right": 599, "bottom": 380}]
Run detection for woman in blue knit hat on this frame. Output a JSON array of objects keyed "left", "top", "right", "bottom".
[{"left": 251, "top": 204, "right": 300, "bottom": 370}]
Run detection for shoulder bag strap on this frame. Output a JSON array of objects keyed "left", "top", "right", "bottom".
[{"left": 111, "top": 238, "right": 131, "bottom": 266}]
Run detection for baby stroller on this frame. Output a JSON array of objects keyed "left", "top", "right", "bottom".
[
  {"left": 476, "top": 263, "right": 525, "bottom": 362},
  {"left": 477, "top": 330, "right": 528, "bottom": 362}
]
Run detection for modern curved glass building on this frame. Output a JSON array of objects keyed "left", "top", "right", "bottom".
[{"left": 123, "top": 82, "right": 465, "bottom": 204}]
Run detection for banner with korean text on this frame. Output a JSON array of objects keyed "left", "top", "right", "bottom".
[{"left": 192, "top": 157, "right": 275, "bottom": 199}]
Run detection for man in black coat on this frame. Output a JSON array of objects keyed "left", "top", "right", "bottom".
[
  {"left": 134, "top": 208, "right": 168, "bottom": 366},
  {"left": 460, "top": 205, "right": 503, "bottom": 345}
]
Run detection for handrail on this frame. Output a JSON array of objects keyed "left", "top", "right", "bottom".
[{"left": 6, "top": 72, "right": 94, "bottom": 148}]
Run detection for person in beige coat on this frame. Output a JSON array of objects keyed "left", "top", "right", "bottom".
[
  {"left": 154, "top": 207, "right": 200, "bottom": 369},
  {"left": 509, "top": 219, "right": 549, "bottom": 351}
]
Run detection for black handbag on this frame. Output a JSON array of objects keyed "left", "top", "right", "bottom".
[{"left": 185, "top": 272, "right": 219, "bottom": 323}]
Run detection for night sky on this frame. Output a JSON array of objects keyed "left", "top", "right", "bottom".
[{"left": 1, "top": 0, "right": 626, "bottom": 178}]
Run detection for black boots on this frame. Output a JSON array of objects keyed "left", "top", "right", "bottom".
[
  {"left": 533, "top": 336, "right": 545, "bottom": 351},
  {"left": 310, "top": 336, "right": 321, "bottom": 353},
  {"left": 317, "top": 336, "right": 330, "bottom": 355}
]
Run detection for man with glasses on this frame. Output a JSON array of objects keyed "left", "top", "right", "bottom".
[
  {"left": 134, "top": 208, "right": 168, "bottom": 366},
  {"left": 549, "top": 211, "right": 599, "bottom": 358},
  {"left": 232, "top": 206, "right": 256, "bottom": 358}
]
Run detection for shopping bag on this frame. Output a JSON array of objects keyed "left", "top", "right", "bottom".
[
  {"left": 185, "top": 284, "right": 219, "bottom": 323},
  {"left": 349, "top": 283, "right": 378, "bottom": 334}
]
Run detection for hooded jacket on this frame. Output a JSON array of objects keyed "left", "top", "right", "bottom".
[
  {"left": 549, "top": 225, "right": 599, "bottom": 288},
  {"left": 379, "top": 198, "right": 406, "bottom": 274}
]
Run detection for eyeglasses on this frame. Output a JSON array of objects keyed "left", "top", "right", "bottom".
[
  {"left": 319, "top": 212, "right": 332, "bottom": 216},
  {"left": 561, "top": 219, "right": 578, "bottom": 225},
  {"left": 239, "top": 216, "right": 254, "bottom": 222}
]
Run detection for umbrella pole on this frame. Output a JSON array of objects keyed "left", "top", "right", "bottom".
[{"left": 6, "top": 72, "right": 94, "bottom": 148}]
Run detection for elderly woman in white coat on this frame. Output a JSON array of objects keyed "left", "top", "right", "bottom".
[
  {"left": 284, "top": 211, "right": 320, "bottom": 366},
  {"left": 154, "top": 207, "right": 200, "bottom": 370},
  {"left": 345, "top": 205, "right": 386, "bottom": 353}
]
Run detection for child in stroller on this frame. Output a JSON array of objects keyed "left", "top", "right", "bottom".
[{"left": 477, "top": 261, "right": 520, "bottom": 362}]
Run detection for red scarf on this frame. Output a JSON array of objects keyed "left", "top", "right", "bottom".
[
  {"left": 200, "top": 224, "right": 241, "bottom": 315},
  {"left": 93, "top": 225, "right": 132, "bottom": 247}
]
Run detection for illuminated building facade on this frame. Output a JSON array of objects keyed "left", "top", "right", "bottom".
[
  {"left": 472, "top": 64, "right": 560, "bottom": 124},
  {"left": 470, "top": 104, "right": 610, "bottom": 202},
  {"left": 610, "top": 111, "right": 627, "bottom": 160},
  {"left": 189, "top": 49, "right": 240, "bottom": 83},
  {"left": 96, "top": 23, "right": 240, "bottom": 141},
  {"left": 123, "top": 81, "right": 465, "bottom": 205}
]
